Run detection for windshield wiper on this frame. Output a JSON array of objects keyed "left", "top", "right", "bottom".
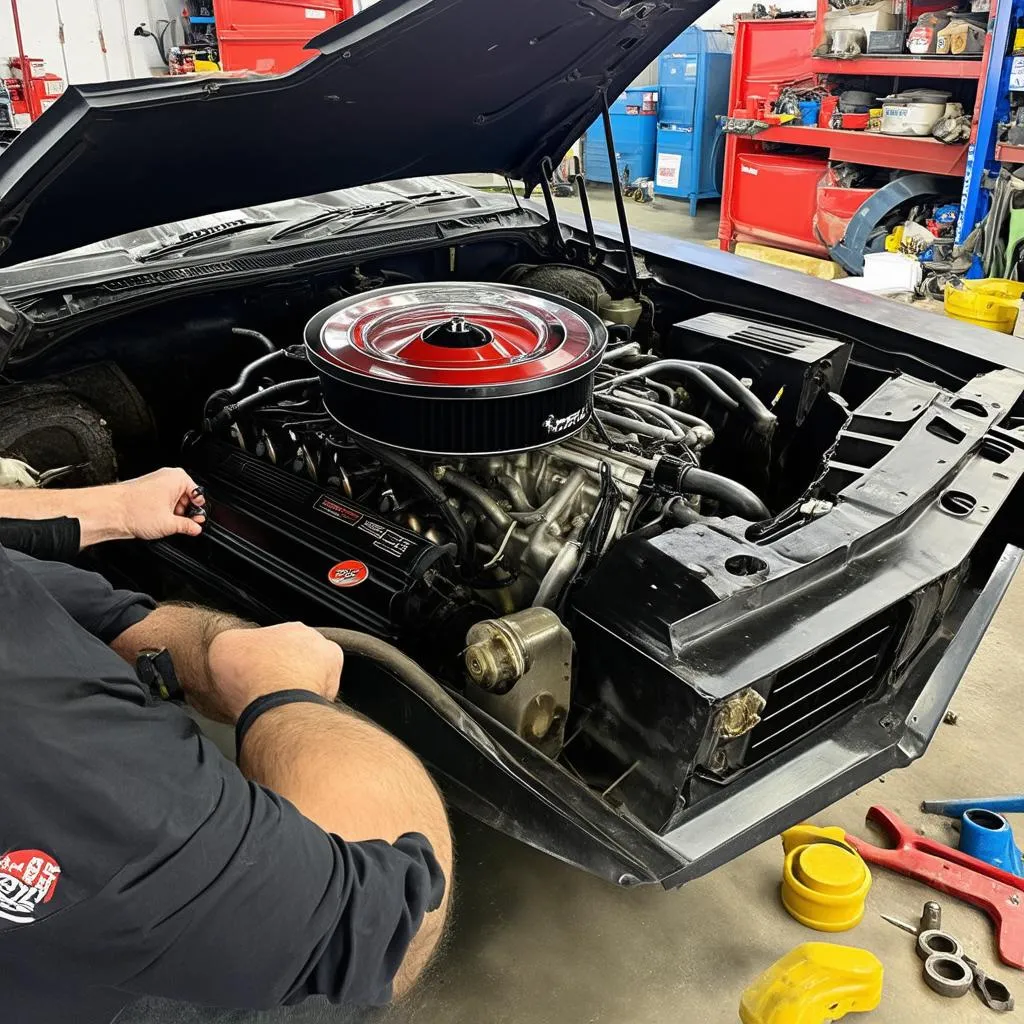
[
  {"left": 266, "top": 203, "right": 405, "bottom": 242},
  {"left": 268, "top": 191, "right": 462, "bottom": 243},
  {"left": 137, "top": 219, "right": 284, "bottom": 263}
]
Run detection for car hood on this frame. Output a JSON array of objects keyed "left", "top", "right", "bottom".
[{"left": 0, "top": 0, "right": 711, "bottom": 268}]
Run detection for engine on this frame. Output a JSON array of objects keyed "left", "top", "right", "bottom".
[{"left": 178, "top": 279, "right": 832, "bottom": 762}]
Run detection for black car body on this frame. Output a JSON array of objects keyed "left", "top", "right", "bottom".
[{"left": 0, "top": 0, "right": 1021, "bottom": 889}]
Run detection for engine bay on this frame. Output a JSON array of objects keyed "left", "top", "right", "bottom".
[
  {"left": 150, "top": 263, "right": 872, "bottom": 824},
  {"left": 5, "top": 239, "right": 1019, "bottom": 870}
]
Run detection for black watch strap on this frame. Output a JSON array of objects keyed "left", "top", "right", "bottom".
[
  {"left": 136, "top": 648, "right": 184, "bottom": 703},
  {"left": 235, "top": 690, "right": 335, "bottom": 759}
]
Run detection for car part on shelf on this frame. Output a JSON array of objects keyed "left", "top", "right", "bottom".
[
  {"left": 923, "top": 953, "right": 973, "bottom": 998},
  {"left": 830, "top": 174, "right": 950, "bottom": 274},
  {"left": 304, "top": 282, "right": 608, "bottom": 456},
  {"left": 463, "top": 607, "right": 573, "bottom": 756},
  {"left": 847, "top": 805, "right": 1024, "bottom": 969},
  {"left": 739, "top": 943, "right": 883, "bottom": 1024}
]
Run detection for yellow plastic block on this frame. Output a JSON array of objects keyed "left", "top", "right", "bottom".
[
  {"left": 945, "top": 278, "right": 1024, "bottom": 334},
  {"left": 780, "top": 825, "right": 872, "bottom": 932},
  {"left": 740, "top": 943, "right": 883, "bottom": 1024},
  {"left": 734, "top": 243, "right": 847, "bottom": 281}
]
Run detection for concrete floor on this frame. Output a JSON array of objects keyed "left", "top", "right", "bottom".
[
  {"left": 552, "top": 185, "right": 723, "bottom": 244},
  {"left": 124, "top": 191, "right": 1022, "bottom": 1024}
]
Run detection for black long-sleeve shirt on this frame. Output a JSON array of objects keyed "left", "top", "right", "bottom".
[{"left": 0, "top": 546, "right": 445, "bottom": 1023}]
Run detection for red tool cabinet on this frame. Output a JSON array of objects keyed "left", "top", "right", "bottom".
[{"left": 214, "top": 0, "right": 354, "bottom": 74}]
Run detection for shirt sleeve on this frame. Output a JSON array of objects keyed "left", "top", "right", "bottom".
[
  {"left": 0, "top": 516, "right": 81, "bottom": 561},
  {"left": 4, "top": 547, "right": 155, "bottom": 642},
  {"left": 0, "top": 546, "right": 446, "bottom": 1010}
]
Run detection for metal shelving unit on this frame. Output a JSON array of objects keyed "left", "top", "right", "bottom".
[
  {"left": 719, "top": 0, "right": 1016, "bottom": 257},
  {"left": 757, "top": 125, "right": 968, "bottom": 175}
]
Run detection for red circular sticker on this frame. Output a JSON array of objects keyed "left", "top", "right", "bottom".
[{"left": 327, "top": 560, "right": 369, "bottom": 588}]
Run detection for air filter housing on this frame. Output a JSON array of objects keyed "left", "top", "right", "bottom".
[{"left": 305, "top": 282, "right": 608, "bottom": 456}]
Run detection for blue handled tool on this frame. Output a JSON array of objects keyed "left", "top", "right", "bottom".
[{"left": 921, "top": 796, "right": 1024, "bottom": 818}]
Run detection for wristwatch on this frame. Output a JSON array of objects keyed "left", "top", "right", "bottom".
[{"left": 136, "top": 648, "right": 185, "bottom": 703}]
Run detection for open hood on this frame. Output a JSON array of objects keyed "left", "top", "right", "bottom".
[{"left": 0, "top": 0, "right": 713, "bottom": 267}]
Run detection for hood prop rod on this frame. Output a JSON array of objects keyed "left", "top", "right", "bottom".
[
  {"left": 572, "top": 156, "right": 600, "bottom": 264},
  {"left": 538, "top": 157, "right": 566, "bottom": 254},
  {"left": 600, "top": 92, "right": 640, "bottom": 299}
]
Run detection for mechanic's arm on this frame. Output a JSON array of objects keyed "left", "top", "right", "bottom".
[
  {"left": 0, "top": 466, "right": 206, "bottom": 548},
  {"left": 111, "top": 613, "right": 453, "bottom": 998}
]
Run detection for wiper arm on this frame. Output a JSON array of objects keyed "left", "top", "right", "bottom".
[
  {"left": 269, "top": 192, "right": 462, "bottom": 244},
  {"left": 266, "top": 203, "right": 405, "bottom": 242},
  {"left": 137, "top": 219, "right": 284, "bottom": 263},
  {"left": 323, "top": 193, "right": 466, "bottom": 236}
]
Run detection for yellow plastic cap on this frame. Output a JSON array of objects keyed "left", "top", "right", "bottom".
[
  {"left": 740, "top": 943, "right": 883, "bottom": 1024},
  {"left": 780, "top": 826, "right": 871, "bottom": 932}
]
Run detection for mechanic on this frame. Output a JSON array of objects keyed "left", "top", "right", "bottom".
[{"left": 0, "top": 466, "right": 452, "bottom": 1023}]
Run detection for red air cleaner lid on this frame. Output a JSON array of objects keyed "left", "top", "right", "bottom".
[
  {"left": 305, "top": 283, "right": 606, "bottom": 398},
  {"left": 305, "top": 282, "right": 608, "bottom": 456}
]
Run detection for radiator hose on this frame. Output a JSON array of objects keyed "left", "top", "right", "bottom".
[{"left": 315, "top": 627, "right": 499, "bottom": 754}]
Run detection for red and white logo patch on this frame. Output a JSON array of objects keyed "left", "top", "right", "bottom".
[
  {"left": 327, "top": 560, "right": 369, "bottom": 589},
  {"left": 0, "top": 849, "right": 61, "bottom": 925}
]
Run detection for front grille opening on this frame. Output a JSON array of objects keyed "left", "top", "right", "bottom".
[{"left": 742, "top": 607, "right": 904, "bottom": 766}]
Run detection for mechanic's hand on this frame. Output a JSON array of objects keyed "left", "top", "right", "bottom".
[
  {"left": 117, "top": 468, "right": 207, "bottom": 540},
  {"left": 205, "top": 623, "right": 344, "bottom": 723}
]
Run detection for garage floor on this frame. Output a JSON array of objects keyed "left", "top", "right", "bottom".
[{"left": 122, "top": 195, "right": 1023, "bottom": 1024}]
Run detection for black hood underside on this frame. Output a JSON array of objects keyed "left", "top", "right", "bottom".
[{"left": 0, "top": 0, "right": 711, "bottom": 267}]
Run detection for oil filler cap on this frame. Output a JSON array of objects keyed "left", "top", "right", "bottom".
[{"left": 780, "top": 825, "right": 872, "bottom": 932}]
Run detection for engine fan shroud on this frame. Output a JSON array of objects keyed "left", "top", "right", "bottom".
[{"left": 305, "top": 282, "right": 608, "bottom": 455}]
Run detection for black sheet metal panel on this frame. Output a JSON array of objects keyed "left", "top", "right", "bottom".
[
  {"left": 571, "top": 369, "right": 1024, "bottom": 832},
  {"left": 0, "top": 0, "right": 711, "bottom": 267}
]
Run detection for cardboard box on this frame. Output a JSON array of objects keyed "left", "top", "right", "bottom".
[{"left": 936, "top": 20, "right": 986, "bottom": 54}]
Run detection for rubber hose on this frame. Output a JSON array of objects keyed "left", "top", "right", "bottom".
[
  {"left": 597, "top": 394, "right": 688, "bottom": 439},
  {"left": 231, "top": 327, "right": 277, "bottom": 355},
  {"left": 357, "top": 441, "right": 474, "bottom": 568},
  {"left": 315, "top": 627, "right": 500, "bottom": 755},
  {"left": 209, "top": 377, "right": 319, "bottom": 428},
  {"left": 687, "top": 362, "right": 777, "bottom": 434},
  {"left": 596, "top": 409, "right": 678, "bottom": 442},
  {"left": 682, "top": 467, "right": 770, "bottom": 521},
  {"left": 439, "top": 468, "right": 513, "bottom": 531},
  {"left": 595, "top": 360, "right": 738, "bottom": 409}
]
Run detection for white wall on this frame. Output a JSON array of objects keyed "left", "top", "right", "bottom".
[{"left": 0, "top": 0, "right": 179, "bottom": 85}]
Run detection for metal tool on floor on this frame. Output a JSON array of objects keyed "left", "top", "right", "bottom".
[
  {"left": 739, "top": 943, "right": 883, "bottom": 1024},
  {"left": 845, "top": 805, "right": 1024, "bottom": 969},
  {"left": 880, "top": 891, "right": 1014, "bottom": 1010},
  {"left": 917, "top": 929, "right": 963, "bottom": 961},
  {"left": 964, "top": 955, "right": 1016, "bottom": 1013},
  {"left": 959, "top": 809, "right": 1024, "bottom": 879},
  {"left": 922, "top": 796, "right": 1024, "bottom": 818},
  {"left": 880, "top": 900, "right": 943, "bottom": 937},
  {"left": 923, "top": 953, "right": 973, "bottom": 998}
]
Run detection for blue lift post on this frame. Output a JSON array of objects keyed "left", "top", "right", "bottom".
[{"left": 956, "top": 0, "right": 1022, "bottom": 243}]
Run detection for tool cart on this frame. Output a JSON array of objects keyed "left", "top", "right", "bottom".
[{"left": 717, "top": 0, "right": 1005, "bottom": 266}]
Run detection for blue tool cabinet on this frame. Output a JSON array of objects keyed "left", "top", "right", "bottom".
[
  {"left": 583, "top": 88, "right": 658, "bottom": 186},
  {"left": 654, "top": 27, "right": 733, "bottom": 216}
]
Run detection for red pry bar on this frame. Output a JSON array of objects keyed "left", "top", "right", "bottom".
[{"left": 847, "top": 805, "right": 1024, "bottom": 970}]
